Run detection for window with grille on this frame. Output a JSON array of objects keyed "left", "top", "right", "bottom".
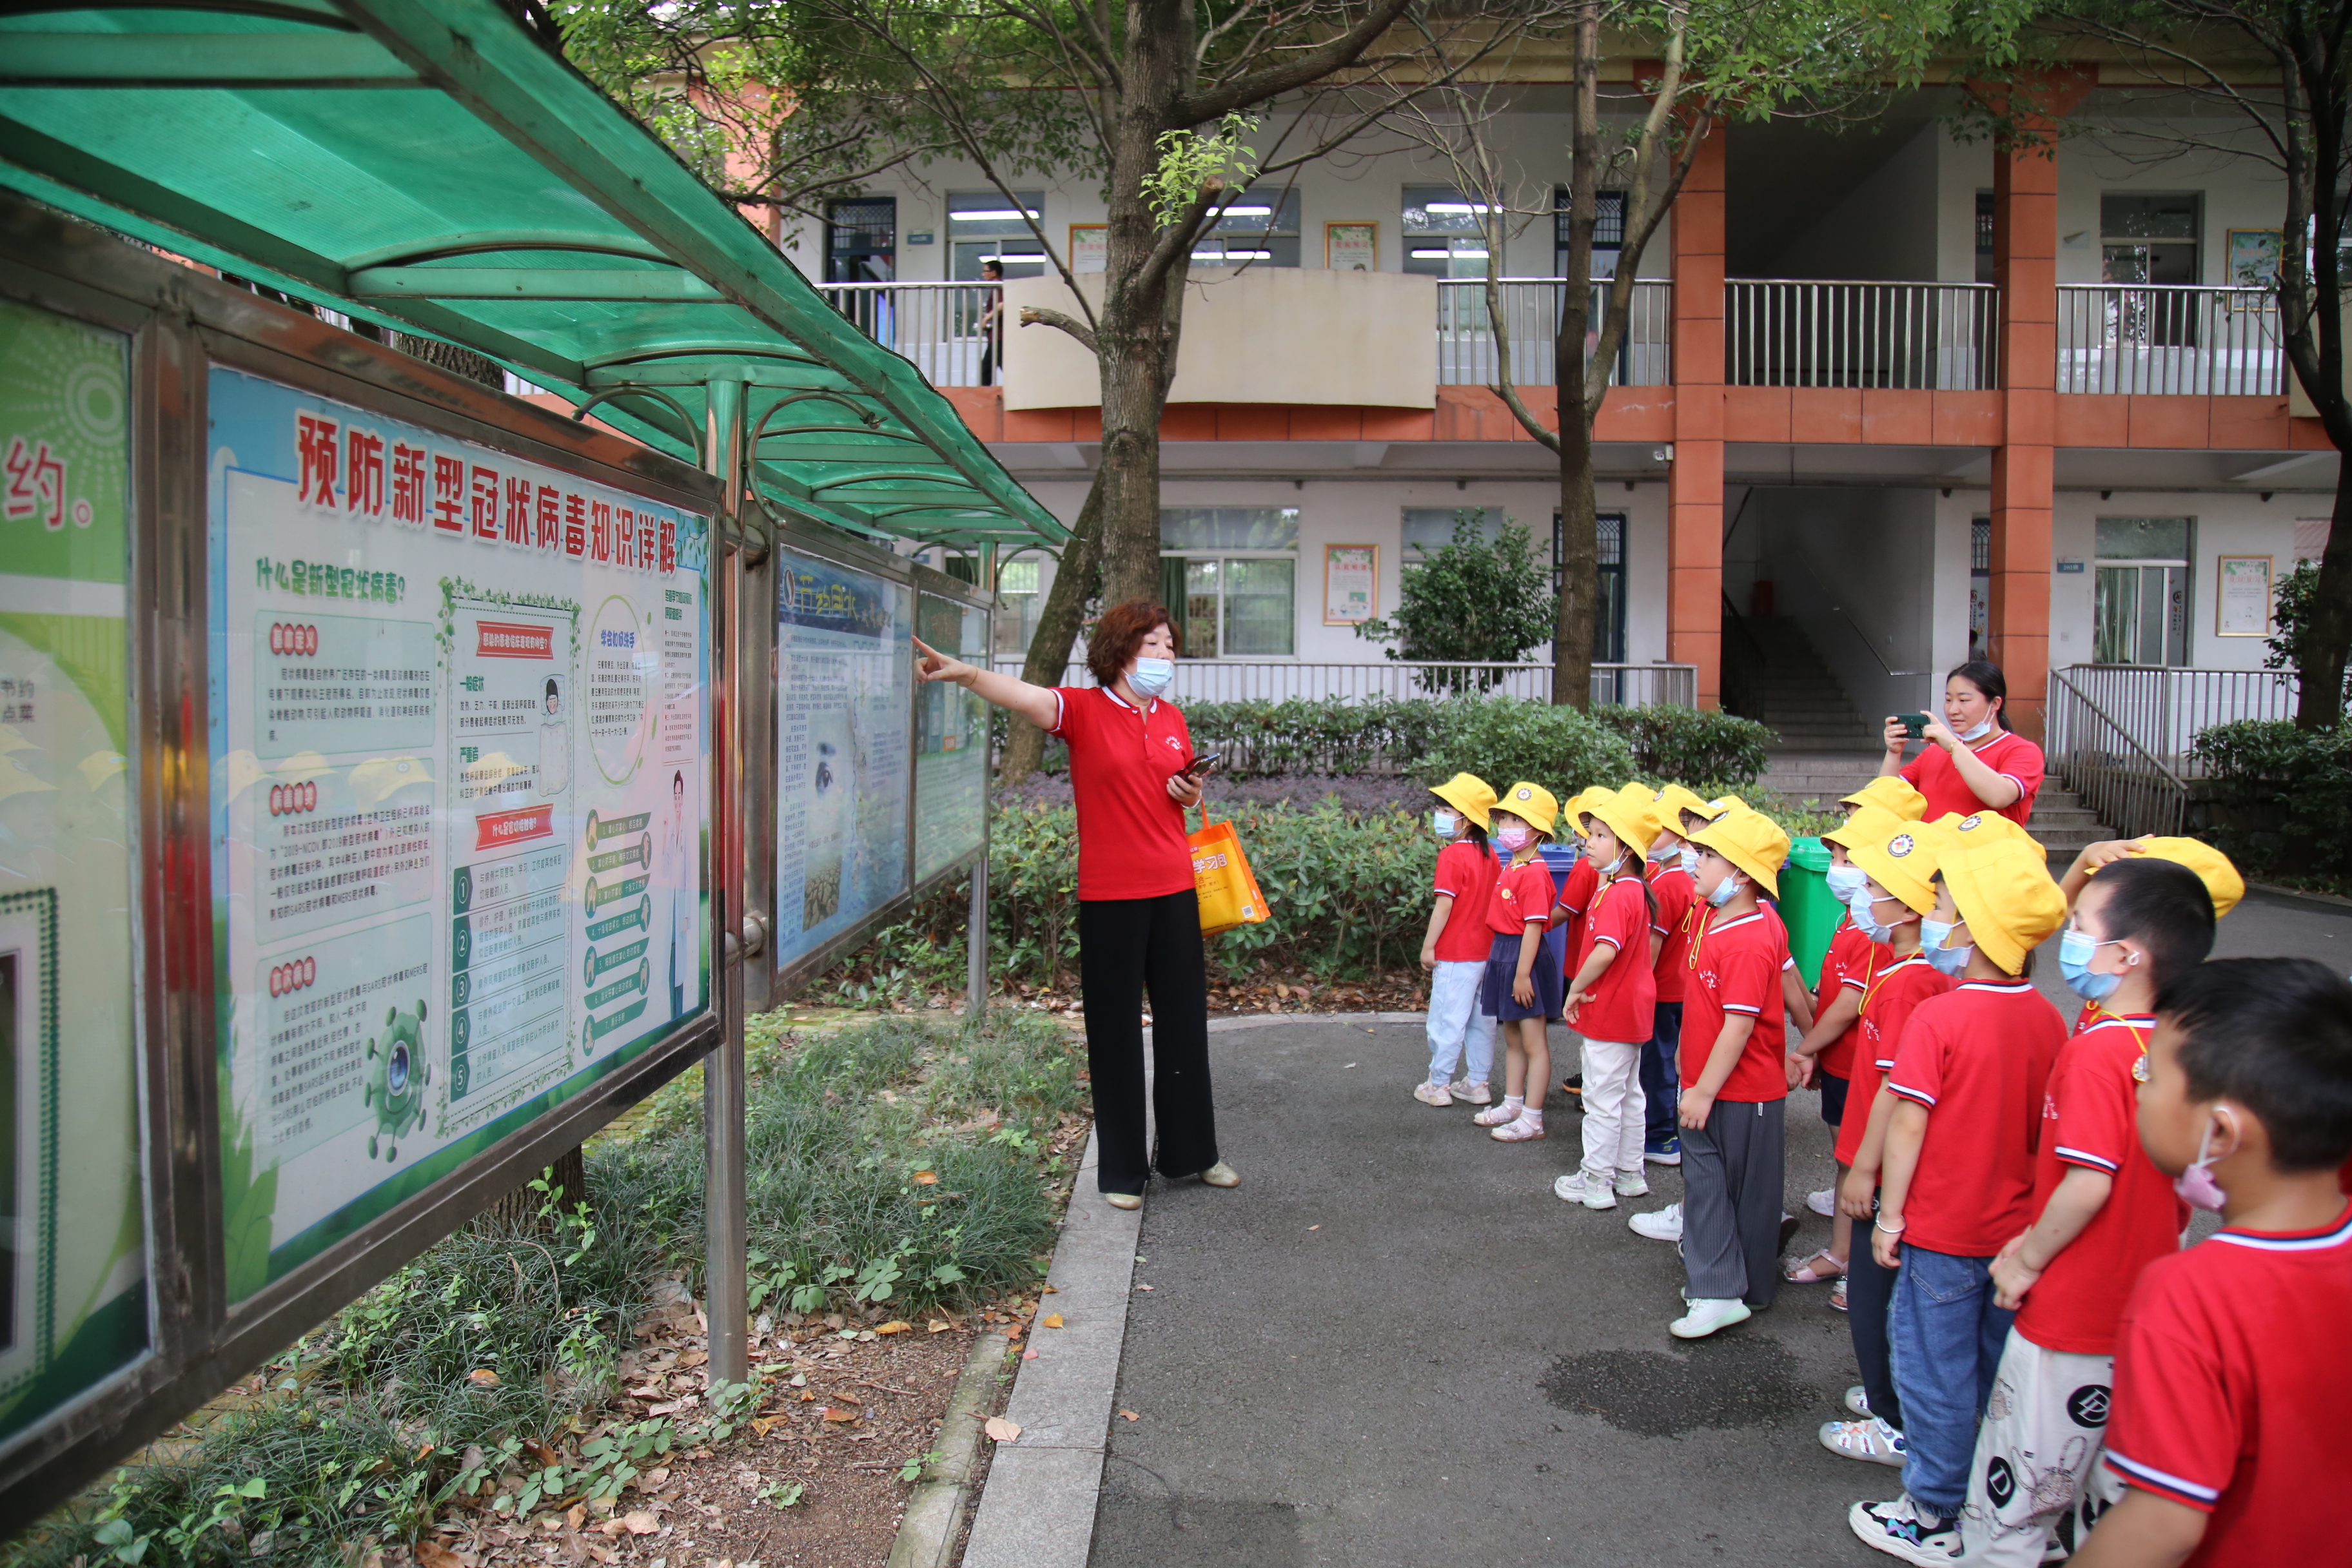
[
  {"left": 826, "top": 197, "right": 896, "bottom": 286},
  {"left": 948, "top": 191, "right": 1047, "bottom": 280},
  {"left": 1553, "top": 188, "right": 1626, "bottom": 279},
  {"left": 1161, "top": 509, "right": 1300, "bottom": 658}
]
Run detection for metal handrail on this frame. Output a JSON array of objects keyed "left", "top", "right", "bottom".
[
  {"left": 2054, "top": 284, "right": 2284, "bottom": 396},
  {"left": 2046, "top": 665, "right": 2190, "bottom": 839},
  {"left": 2052, "top": 669, "right": 2187, "bottom": 791}
]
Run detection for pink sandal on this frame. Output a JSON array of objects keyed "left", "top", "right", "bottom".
[
  {"left": 1489, "top": 1113, "right": 1546, "bottom": 1142},
  {"left": 1472, "top": 1101, "right": 1522, "bottom": 1127},
  {"left": 1783, "top": 1248, "right": 1847, "bottom": 1284}
]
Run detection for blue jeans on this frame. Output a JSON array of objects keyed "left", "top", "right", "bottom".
[
  {"left": 1640, "top": 1001, "right": 1681, "bottom": 1144},
  {"left": 1889, "top": 1246, "right": 2014, "bottom": 1516}
]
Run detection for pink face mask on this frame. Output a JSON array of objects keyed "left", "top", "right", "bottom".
[{"left": 2175, "top": 1115, "right": 2230, "bottom": 1213}]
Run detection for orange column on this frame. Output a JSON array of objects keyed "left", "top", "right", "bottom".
[
  {"left": 1669, "top": 126, "right": 1727, "bottom": 709},
  {"left": 1990, "top": 132, "right": 2059, "bottom": 740}
]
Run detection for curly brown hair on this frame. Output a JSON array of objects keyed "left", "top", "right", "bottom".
[{"left": 1086, "top": 600, "right": 1181, "bottom": 687}]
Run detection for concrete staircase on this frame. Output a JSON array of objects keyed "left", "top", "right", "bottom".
[
  {"left": 1758, "top": 751, "right": 2115, "bottom": 856},
  {"left": 1732, "top": 616, "right": 1883, "bottom": 753}
]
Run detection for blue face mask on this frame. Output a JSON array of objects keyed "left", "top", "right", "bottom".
[
  {"left": 1431, "top": 809, "right": 1460, "bottom": 840},
  {"left": 1705, "top": 870, "right": 1741, "bottom": 908},
  {"left": 1825, "top": 864, "right": 1868, "bottom": 904},
  {"left": 1128, "top": 656, "right": 1175, "bottom": 699},
  {"left": 1921, "top": 918, "right": 1974, "bottom": 976},
  {"left": 1846, "top": 890, "right": 1896, "bottom": 945},
  {"left": 2059, "top": 927, "right": 2124, "bottom": 1001},
  {"left": 1680, "top": 845, "right": 1700, "bottom": 874}
]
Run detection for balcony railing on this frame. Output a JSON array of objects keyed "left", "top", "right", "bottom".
[
  {"left": 994, "top": 658, "right": 1696, "bottom": 709},
  {"left": 2055, "top": 285, "right": 2284, "bottom": 396},
  {"left": 2051, "top": 663, "right": 2298, "bottom": 767},
  {"left": 1725, "top": 280, "right": 1999, "bottom": 390},
  {"left": 818, "top": 280, "right": 1001, "bottom": 387},
  {"left": 1435, "top": 279, "right": 1672, "bottom": 387}
]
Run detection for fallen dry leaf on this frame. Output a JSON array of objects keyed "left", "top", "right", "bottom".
[
  {"left": 874, "top": 1320, "right": 911, "bottom": 1335},
  {"left": 984, "top": 1416, "right": 1021, "bottom": 1443},
  {"left": 1118, "top": 1409, "right": 1140, "bottom": 1422},
  {"left": 565, "top": 1504, "right": 587, "bottom": 1531},
  {"left": 912, "top": 1170, "right": 939, "bottom": 1185},
  {"left": 928, "top": 1320, "right": 951, "bottom": 1333},
  {"left": 1021, "top": 1347, "right": 1037, "bottom": 1361},
  {"left": 1308, "top": 1225, "right": 1320, "bottom": 1231},
  {"left": 467, "top": 1367, "right": 500, "bottom": 1388},
  {"left": 821, "top": 1406, "right": 859, "bottom": 1424},
  {"left": 1041, "top": 1284, "right": 1059, "bottom": 1295},
  {"left": 622, "top": 1511, "right": 660, "bottom": 1536},
  {"left": 414, "top": 1544, "right": 467, "bottom": 1568},
  {"left": 1041, "top": 1313, "right": 1064, "bottom": 1329},
  {"left": 749, "top": 1416, "right": 779, "bottom": 1436},
  {"left": 525, "top": 1438, "right": 561, "bottom": 1468}
]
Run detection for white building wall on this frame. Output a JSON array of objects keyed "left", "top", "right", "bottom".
[{"left": 2048, "top": 492, "right": 2297, "bottom": 672}]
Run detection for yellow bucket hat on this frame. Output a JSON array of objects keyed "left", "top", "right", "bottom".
[
  {"left": 2106, "top": 836, "right": 2245, "bottom": 920},
  {"left": 1691, "top": 806, "right": 1791, "bottom": 900},
  {"left": 1652, "top": 783, "right": 1712, "bottom": 834},
  {"left": 1494, "top": 781, "right": 1559, "bottom": 838},
  {"left": 1937, "top": 809, "right": 2044, "bottom": 857},
  {"left": 1849, "top": 818, "right": 1950, "bottom": 915},
  {"left": 1841, "top": 776, "right": 1928, "bottom": 821},
  {"left": 1428, "top": 772, "right": 1497, "bottom": 832},
  {"left": 1582, "top": 782, "right": 1663, "bottom": 861},
  {"left": 1941, "top": 836, "right": 2068, "bottom": 976},
  {"left": 1821, "top": 803, "right": 1903, "bottom": 856}
]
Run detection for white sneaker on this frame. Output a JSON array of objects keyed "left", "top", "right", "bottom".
[
  {"left": 1448, "top": 1079, "right": 1493, "bottom": 1106},
  {"left": 1614, "top": 1174, "right": 1651, "bottom": 1198},
  {"left": 1808, "top": 1188, "right": 1837, "bottom": 1218},
  {"left": 1845, "top": 1384, "right": 1872, "bottom": 1418},
  {"left": 1629, "top": 1202, "right": 1683, "bottom": 1242},
  {"left": 1554, "top": 1171, "right": 1616, "bottom": 1210},
  {"left": 1849, "top": 1494, "right": 1960, "bottom": 1565},
  {"left": 1669, "top": 1297, "right": 1751, "bottom": 1338},
  {"left": 1820, "top": 1416, "right": 1908, "bottom": 1467},
  {"left": 1413, "top": 1081, "right": 1455, "bottom": 1107}
]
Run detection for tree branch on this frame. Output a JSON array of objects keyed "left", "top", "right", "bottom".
[
  {"left": 1175, "top": 0, "right": 1418, "bottom": 122},
  {"left": 1018, "top": 306, "right": 1099, "bottom": 353}
]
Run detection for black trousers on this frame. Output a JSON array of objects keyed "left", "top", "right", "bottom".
[
  {"left": 1079, "top": 890, "right": 1219, "bottom": 1194},
  {"left": 1848, "top": 1190, "right": 1905, "bottom": 1433}
]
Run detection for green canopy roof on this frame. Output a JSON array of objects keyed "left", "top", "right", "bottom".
[{"left": 0, "top": 0, "right": 1062, "bottom": 546}]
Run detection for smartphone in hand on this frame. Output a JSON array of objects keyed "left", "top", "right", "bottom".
[
  {"left": 1184, "top": 751, "right": 1223, "bottom": 778},
  {"left": 1899, "top": 712, "right": 1930, "bottom": 739}
]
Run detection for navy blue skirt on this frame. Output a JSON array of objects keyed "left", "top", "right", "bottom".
[{"left": 1481, "top": 930, "right": 1563, "bottom": 1022}]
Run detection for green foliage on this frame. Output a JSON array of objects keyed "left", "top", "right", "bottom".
[
  {"left": 2190, "top": 718, "right": 2352, "bottom": 878},
  {"left": 1146, "top": 113, "right": 1260, "bottom": 228},
  {"left": 2264, "top": 560, "right": 2352, "bottom": 711},
  {"left": 1589, "top": 704, "right": 1774, "bottom": 788},
  {"left": 1407, "top": 698, "right": 1638, "bottom": 800},
  {"left": 1354, "top": 512, "right": 1555, "bottom": 688}
]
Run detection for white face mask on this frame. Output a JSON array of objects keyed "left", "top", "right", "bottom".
[
  {"left": 1825, "top": 864, "right": 1869, "bottom": 903},
  {"left": 1921, "top": 917, "right": 1974, "bottom": 975},
  {"left": 1955, "top": 715, "right": 1997, "bottom": 743},
  {"left": 1847, "top": 890, "right": 1896, "bottom": 944},
  {"left": 1432, "top": 809, "right": 1460, "bottom": 840},
  {"left": 1128, "top": 656, "right": 1175, "bottom": 699}
]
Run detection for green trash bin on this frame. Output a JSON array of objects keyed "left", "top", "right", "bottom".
[{"left": 1778, "top": 837, "right": 1844, "bottom": 990}]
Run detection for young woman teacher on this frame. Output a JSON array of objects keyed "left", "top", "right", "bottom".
[
  {"left": 1877, "top": 660, "right": 2046, "bottom": 827},
  {"left": 912, "top": 599, "right": 1235, "bottom": 1211}
]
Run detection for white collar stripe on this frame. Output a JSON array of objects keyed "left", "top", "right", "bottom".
[
  {"left": 2104, "top": 1451, "right": 2221, "bottom": 1502},
  {"left": 2210, "top": 1213, "right": 2352, "bottom": 1253}
]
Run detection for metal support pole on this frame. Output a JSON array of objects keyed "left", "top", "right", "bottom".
[
  {"left": 703, "top": 377, "right": 750, "bottom": 1391},
  {"left": 966, "top": 542, "right": 996, "bottom": 1022}
]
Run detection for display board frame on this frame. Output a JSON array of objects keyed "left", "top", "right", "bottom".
[
  {"left": 0, "top": 201, "right": 729, "bottom": 1526},
  {"left": 754, "top": 516, "right": 993, "bottom": 1006}
]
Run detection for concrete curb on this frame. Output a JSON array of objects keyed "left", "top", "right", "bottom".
[
  {"left": 959, "top": 1126, "right": 1142, "bottom": 1568},
  {"left": 885, "top": 1330, "right": 1012, "bottom": 1568},
  {"left": 2245, "top": 879, "right": 2352, "bottom": 914}
]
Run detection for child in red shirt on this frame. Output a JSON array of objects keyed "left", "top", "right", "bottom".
[
  {"left": 1472, "top": 783, "right": 1562, "bottom": 1144},
  {"left": 1557, "top": 784, "right": 1661, "bottom": 1211},
  {"left": 2074, "top": 959, "right": 2352, "bottom": 1568},
  {"left": 1641, "top": 784, "right": 1709, "bottom": 1167},
  {"left": 1954, "top": 857, "right": 2217, "bottom": 1566},
  {"left": 1416, "top": 773, "right": 1501, "bottom": 1109},
  {"left": 1852, "top": 835, "right": 2068, "bottom": 1562},
  {"left": 1638, "top": 805, "right": 1792, "bottom": 1341}
]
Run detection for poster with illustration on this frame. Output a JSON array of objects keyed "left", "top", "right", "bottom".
[
  {"left": 0, "top": 295, "right": 146, "bottom": 1446},
  {"left": 914, "top": 594, "right": 988, "bottom": 885},
  {"left": 775, "top": 551, "right": 910, "bottom": 970},
  {"left": 206, "top": 366, "right": 710, "bottom": 1301}
]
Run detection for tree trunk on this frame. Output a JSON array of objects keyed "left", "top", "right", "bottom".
[
  {"left": 2299, "top": 472, "right": 2352, "bottom": 727},
  {"left": 999, "top": 473, "right": 1107, "bottom": 783},
  {"left": 1550, "top": 1, "right": 1603, "bottom": 709},
  {"left": 473, "top": 1143, "right": 587, "bottom": 1234}
]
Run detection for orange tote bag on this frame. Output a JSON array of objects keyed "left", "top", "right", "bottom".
[{"left": 1188, "top": 808, "right": 1270, "bottom": 936}]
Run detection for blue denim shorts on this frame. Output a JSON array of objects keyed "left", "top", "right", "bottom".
[{"left": 1482, "top": 930, "right": 1563, "bottom": 1021}]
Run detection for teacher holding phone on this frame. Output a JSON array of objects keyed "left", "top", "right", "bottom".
[
  {"left": 1877, "top": 660, "right": 2045, "bottom": 827},
  {"left": 913, "top": 599, "right": 1233, "bottom": 1211}
]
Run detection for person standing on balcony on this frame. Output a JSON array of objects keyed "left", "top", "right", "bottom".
[
  {"left": 1877, "top": 662, "right": 2045, "bottom": 828},
  {"left": 977, "top": 258, "right": 1005, "bottom": 386},
  {"left": 912, "top": 600, "right": 1235, "bottom": 1211}
]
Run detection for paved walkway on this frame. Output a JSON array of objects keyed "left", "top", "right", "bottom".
[{"left": 1084, "top": 889, "right": 2350, "bottom": 1567}]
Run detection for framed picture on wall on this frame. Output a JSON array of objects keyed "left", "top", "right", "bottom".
[
  {"left": 2216, "top": 554, "right": 2274, "bottom": 637},
  {"left": 2227, "top": 230, "right": 2283, "bottom": 291},
  {"left": 1323, "top": 544, "right": 1378, "bottom": 625},
  {"left": 1326, "top": 222, "right": 1377, "bottom": 272},
  {"left": 1070, "top": 224, "right": 1107, "bottom": 274}
]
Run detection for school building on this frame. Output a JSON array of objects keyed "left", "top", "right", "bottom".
[{"left": 783, "top": 64, "right": 2331, "bottom": 829}]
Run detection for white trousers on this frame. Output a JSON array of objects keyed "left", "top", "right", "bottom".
[
  {"left": 1578, "top": 1037, "right": 1646, "bottom": 1185},
  {"left": 1957, "top": 1329, "right": 2126, "bottom": 1565},
  {"left": 1426, "top": 959, "right": 1496, "bottom": 1084}
]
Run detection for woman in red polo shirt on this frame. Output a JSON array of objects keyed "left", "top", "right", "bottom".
[
  {"left": 1876, "top": 661, "right": 2045, "bottom": 828},
  {"left": 914, "top": 600, "right": 1233, "bottom": 1211}
]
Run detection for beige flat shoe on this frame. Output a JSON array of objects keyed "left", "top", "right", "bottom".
[
  {"left": 1104, "top": 1191, "right": 1142, "bottom": 1210},
  {"left": 1199, "top": 1161, "right": 1240, "bottom": 1188}
]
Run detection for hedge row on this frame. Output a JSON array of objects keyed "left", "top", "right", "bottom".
[{"left": 2190, "top": 719, "right": 2352, "bottom": 879}]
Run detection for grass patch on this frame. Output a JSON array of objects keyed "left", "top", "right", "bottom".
[{"left": 6, "top": 1012, "right": 1083, "bottom": 1567}]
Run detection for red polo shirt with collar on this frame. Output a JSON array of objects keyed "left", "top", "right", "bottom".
[{"left": 1051, "top": 685, "right": 1196, "bottom": 901}]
